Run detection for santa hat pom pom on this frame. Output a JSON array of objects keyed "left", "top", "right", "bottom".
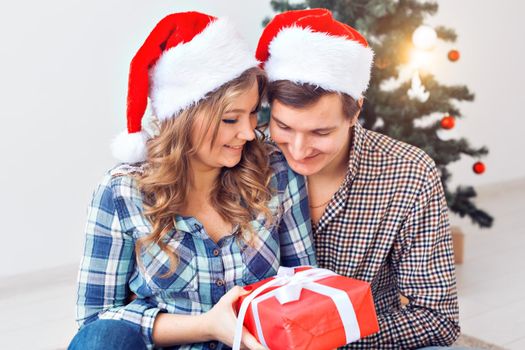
[{"left": 111, "top": 130, "right": 149, "bottom": 163}]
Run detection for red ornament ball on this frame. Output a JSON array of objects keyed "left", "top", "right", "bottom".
[
  {"left": 448, "top": 49, "right": 460, "bottom": 62},
  {"left": 440, "top": 115, "right": 455, "bottom": 129},
  {"left": 473, "top": 161, "right": 486, "bottom": 174}
]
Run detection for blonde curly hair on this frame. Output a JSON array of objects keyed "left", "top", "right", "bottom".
[{"left": 135, "top": 67, "right": 274, "bottom": 277}]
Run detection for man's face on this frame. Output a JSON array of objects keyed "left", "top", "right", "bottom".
[{"left": 270, "top": 93, "right": 357, "bottom": 176}]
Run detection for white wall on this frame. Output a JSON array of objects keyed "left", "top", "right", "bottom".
[
  {"left": 0, "top": 0, "right": 523, "bottom": 277},
  {"left": 428, "top": 0, "right": 525, "bottom": 189},
  {"left": 0, "top": 0, "right": 272, "bottom": 278}
]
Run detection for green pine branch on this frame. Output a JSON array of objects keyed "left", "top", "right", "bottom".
[{"left": 265, "top": 0, "right": 493, "bottom": 228}]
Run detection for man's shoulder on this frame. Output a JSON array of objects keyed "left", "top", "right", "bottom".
[{"left": 363, "top": 128, "right": 436, "bottom": 175}]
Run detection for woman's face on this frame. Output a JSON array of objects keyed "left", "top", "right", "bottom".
[{"left": 190, "top": 80, "right": 259, "bottom": 171}]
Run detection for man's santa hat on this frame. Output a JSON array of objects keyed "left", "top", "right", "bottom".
[
  {"left": 256, "top": 9, "right": 374, "bottom": 100},
  {"left": 112, "top": 12, "right": 259, "bottom": 163}
]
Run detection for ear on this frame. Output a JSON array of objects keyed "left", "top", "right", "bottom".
[
  {"left": 357, "top": 96, "right": 364, "bottom": 108},
  {"left": 350, "top": 96, "right": 364, "bottom": 126}
]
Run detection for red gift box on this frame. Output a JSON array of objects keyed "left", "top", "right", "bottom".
[{"left": 233, "top": 266, "right": 379, "bottom": 350}]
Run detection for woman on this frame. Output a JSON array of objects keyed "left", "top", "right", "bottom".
[{"left": 69, "top": 12, "right": 316, "bottom": 350}]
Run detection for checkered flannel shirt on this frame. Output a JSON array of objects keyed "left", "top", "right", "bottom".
[
  {"left": 314, "top": 123, "right": 460, "bottom": 349},
  {"left": 75, "top": 146, "right": 316, "bottom": 350}
]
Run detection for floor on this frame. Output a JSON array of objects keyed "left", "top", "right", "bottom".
[
  {"left": 0, "top": 178, "right": 523, "bottom": 349},
  {"left": 451, "top": 177, "right": 525, "bottom": 349},
  {"left": 0, "top": 264, "right": 78, "bottom": 349}
]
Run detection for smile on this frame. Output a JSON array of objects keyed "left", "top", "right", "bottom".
[
  {"left": 292, "top": 153, "right": 321, "bottom": 163},
  {"left": 224, "top": 144, "right": 244, "bottom": 151},
  {"left": 305, "top": 153, "right": 321, "bottom": 159}
]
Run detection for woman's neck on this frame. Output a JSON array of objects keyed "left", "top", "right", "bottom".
[
  {"left": 190, "top": 164, "right": 221, "bottom": 197},
  {"left": 178, "top": 162, "right": 220, "bottom": 218}
]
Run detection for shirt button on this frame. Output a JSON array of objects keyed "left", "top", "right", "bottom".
[
  {"left": 212, "top": 248, "right": 220, "bottom": 256},
  {"left": 216, "top": 278, "right": 225, "bottom": 287},
  {"left": 209, "top": 342, "right": 217, "bottom": 349},
  {"left": 194, "top": 223, "right": 200, "bottom": 230}
]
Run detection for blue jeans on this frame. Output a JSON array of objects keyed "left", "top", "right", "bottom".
[
  {"left": 68, "top": 319, "right": 147, "bottom": 350},
  {"left": 68, "top": 321, "right": 475, "bottom": 350}
]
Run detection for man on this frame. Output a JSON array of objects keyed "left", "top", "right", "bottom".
[{"left": 257, "top": 9, "right": 460, "bottom": 349}]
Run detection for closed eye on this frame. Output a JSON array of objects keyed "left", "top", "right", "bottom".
[
  {"left": 222, "top": 119, "right": 238, "bottom": 124},
  {"left": 314, "top": 131, "right": 331, "bottom": 136}
]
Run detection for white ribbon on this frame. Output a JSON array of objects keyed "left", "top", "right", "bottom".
[{"left": 232, "top": 266, "right": 361, "bottom": 350}]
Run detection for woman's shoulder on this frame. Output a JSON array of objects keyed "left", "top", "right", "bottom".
[
  {"left": 88, "top": 163, "right": 149, "bottom": 232},
  {"left": 108, "top": 162, "right": 147, "bottom": 178},
  {"left": 265, "top": 140, "right": 288, "bottom": 173},
  {"left": 96, "top": 162, "right": 147, "bottom": 203},
  {"left": 264, "top": 140, "right": 304, "bottom": 190}
]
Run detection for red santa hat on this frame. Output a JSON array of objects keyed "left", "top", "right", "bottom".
[
  {"left": 256, "top": 9, "right": 374, "bottom": 100},
  {"left": 112, "top": 11, "right": 259, "bottom": 163}
]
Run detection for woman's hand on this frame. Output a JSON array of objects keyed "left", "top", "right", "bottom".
[{"left": 203, "top": 286, "right": 266, "bottom": 350}]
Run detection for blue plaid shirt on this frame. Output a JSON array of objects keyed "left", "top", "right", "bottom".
[{"left": 75, "top": 146, "right": 317, "bottom": 349}]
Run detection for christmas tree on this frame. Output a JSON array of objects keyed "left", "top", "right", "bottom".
[{"left": 264, "top": 0, "right": 493, "bottom": 228}]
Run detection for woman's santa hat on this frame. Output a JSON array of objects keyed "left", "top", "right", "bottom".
[
  {"left": 112, "top": 12, "right": 259, "bottom": 163},
  {"left": 256, "top": 9, "right": 374, "bottom": 100}
]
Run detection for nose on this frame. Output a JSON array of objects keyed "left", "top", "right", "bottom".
[
  {"left": 237, "top": 115, "right": 256, "bottom": 141},
  {"left": 288, "top": 134, "right": 310, "bottom": 161}
]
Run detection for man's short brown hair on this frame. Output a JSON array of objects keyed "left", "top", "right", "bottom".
[{"left": 267, "top": 80, "right": 361, "bottom": 119}]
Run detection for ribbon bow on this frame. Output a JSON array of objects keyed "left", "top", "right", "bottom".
[{"left": 232, "top": 266, "right": 360, "bottom": 350}]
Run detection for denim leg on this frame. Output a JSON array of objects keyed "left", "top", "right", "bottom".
[{"left": 68, "top": 319, "right": 147, "bottom": 350}]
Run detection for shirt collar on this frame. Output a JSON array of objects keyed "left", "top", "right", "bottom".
[
  {"left": 346, "top": 122, "right": 383, "bottom": 184},
  {"left": 346, "top": 122, "right": 366, "bottom": 182},
  {"left": 173, "top": 215, "right": 207, "bottom": 239},
  {"left": 173, "top": 215, "right": 239, "bottom": 245}
]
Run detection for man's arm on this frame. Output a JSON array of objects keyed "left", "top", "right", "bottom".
[{"left": 348, "top": 165, "right": 460, "bottom": 349}]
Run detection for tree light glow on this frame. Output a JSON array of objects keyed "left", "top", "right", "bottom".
[{"left": 412, "top": 25, "right": 437, "bottom": 50}]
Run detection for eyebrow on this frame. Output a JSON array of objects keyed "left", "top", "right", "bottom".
[
  {"left": 272, "top": 115, "right": 338, "bottom": 132},
  {"left": 224, "top": 108, "right": 247, "bottom": 114},
  {"left": 224, "top": 102, "right": 260, "bottom": 115}
]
